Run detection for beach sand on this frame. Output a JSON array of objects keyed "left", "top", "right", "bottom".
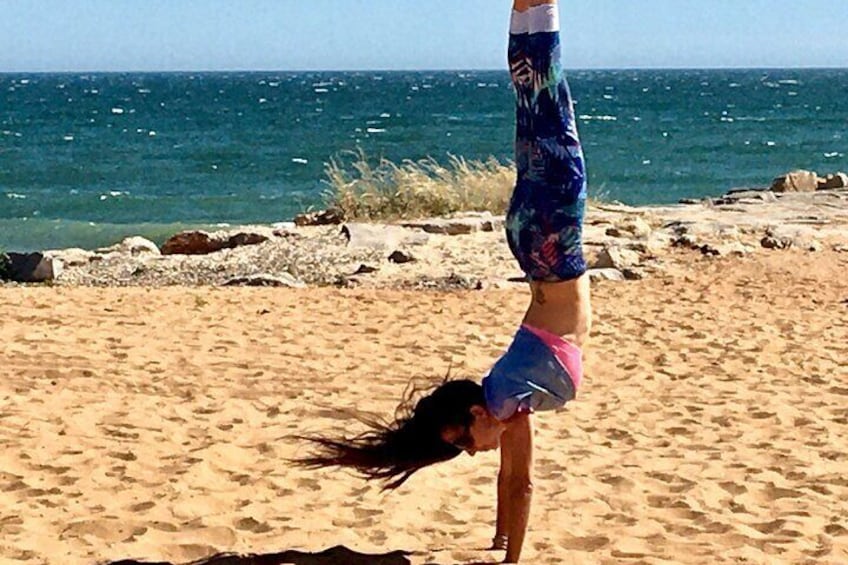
[{"left": 1, "top": 249, "right": 846, "bottom": 565}]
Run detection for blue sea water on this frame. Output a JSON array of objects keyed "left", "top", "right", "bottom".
[{"left": 1, "top": 69, "right": 846, "bottom": 251}]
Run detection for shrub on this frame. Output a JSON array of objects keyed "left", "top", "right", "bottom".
[{"left": 322, "top": 151, "right": 514, "bottom": 222}]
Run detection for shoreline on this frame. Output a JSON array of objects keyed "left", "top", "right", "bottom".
[{"left": 2, "top": 184, "right": 846, "bottom": 289}]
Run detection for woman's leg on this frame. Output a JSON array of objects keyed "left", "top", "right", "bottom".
[{"left": 506, "top": 0, "right": 591, "bottom": 347}]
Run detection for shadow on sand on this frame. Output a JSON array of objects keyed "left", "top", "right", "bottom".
[{"left": 104, "top": 545, "right": 412, "bottom": 565}]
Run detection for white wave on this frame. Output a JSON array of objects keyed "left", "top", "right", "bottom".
[
  {"left": 766, "top": 141, "right": 776, "bottom": 147},
  {"left": 778, "top": 79, "right": 800, "bottom": 85},
  {"left": 99, "top": 190, "right": 129, "bottom": 201},
  {"left": 313, "top": 88, "right": 329, "bottom": 93},
  {"left": 366, "top": 128, "right": 386, "bottom": 133},
  {"left": 5, "top": 193, "right": 26, "bottom": 199},
  {"left": 642, "top": 159, "right": 652, "bottom": 165},
  {"left": 380, "top": 113, "right": 391, "bottom": 118},
  {"left": 824, "top": 152, "right": 843, "bottom": 158},
  {"left": 729, "top": 83, "right": 741, "bottom": 88},
  {"left": 138, "top": 88, "right": 151, "bottom": 94},
  {"left": 149, "top": 131, "right": 156, "bottom": 137},
  {"left": 111, "top": 107, "right": 125, "bottom": 115},
  {"left": 63, "top": 135, "right": 75, "bottom": 141},
  {"left": 578, "top": 114, "right": 617, "bottom": 121},
  {"left": 602, "top": 94, "right": 614, "bottom": 100},
  {"left": 292, "top": 158, "right": 308, "bottom": 164}
]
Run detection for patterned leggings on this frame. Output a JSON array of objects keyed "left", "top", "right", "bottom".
[{"left": 505, "top": 3, "right": 587, "bottom": 282}]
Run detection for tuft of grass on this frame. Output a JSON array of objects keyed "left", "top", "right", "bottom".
[{"left": 322, "top": 151, "right": 515, "bottom": 222}]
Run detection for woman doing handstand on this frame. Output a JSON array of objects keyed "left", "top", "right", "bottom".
[{"left": 297, "top": 1, "right": 590, "bottom": 562}]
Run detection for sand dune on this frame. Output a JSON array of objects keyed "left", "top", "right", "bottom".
[{"left": 1, "top": 249, "right": 846, "bottom": 564}]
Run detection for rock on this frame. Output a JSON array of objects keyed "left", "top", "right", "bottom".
[
  {"left": 293, "top": 209, "right": 343, "bottom": 226},
  {"left": 401, "top": 214, "right": 503, "bottom": 235},
  {"left": 621, "top": 268, "right": 645, "bottom": 280},
  {"left": 712, "top": 242, "right": 753, "bottom": 257},
  {"left": 5, "top": 252, "right": 62, "bottom": 283},
  {"left": 715, "top": 189, "right": 778, "bottom": 204},
  {"left": 161, "top": 229, "right": 272, "bottom": 255},
  {"left": 818, "top": 173, "right": 848, "bottom": 190},
  {"left": 588, "top": 268, "right": 626, "bottom": 282},
  {"left": 771, "top": 170, "right": 820, "bottom": 193},
  {"left": 388, "top": 250, "right": 416, "bottom": 264},
  {"left": 678, "top": 198, "right": 702, "bottom": 205},
  {"left": 352, "top": 264, "right": 379, "bottom": 275},
  {"left": 761, "top": 236, "right": 792, "bottom": 250},
  {"left": 340, "top": 224, "right": 430, "bottom": 253},
  {"left": 271, "top": 222, "right": 297, "bottom": 237},
  {"left": 761, "top": 225, "right": 819, "bottom": 251},
  {"left": 44, "top": 248, "right": 97, "bottom": 267},
  {"left": 222, "top": 273, "right": 305, "bottom": 288},
  {"left": 97, "top": 236, "right": 160, "bottom": 256},
  {"left": 592, "top": 245, "right": 641, "bottom": 270},
  {"left": 607, "top": 216, "right": 653, "bottom": 238}
]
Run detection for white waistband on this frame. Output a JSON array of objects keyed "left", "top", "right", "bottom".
[{"left": 510, "top": 4, "right": 560, "bottom": 34}]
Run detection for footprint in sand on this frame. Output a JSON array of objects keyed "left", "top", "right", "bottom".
[
  {"left": 559, "top": 535, "right": 610, "bottom": 552},
  {"left": 234, "top": 517, "right": 273, "bottom": 533}
]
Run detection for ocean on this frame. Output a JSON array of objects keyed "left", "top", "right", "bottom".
[{"left": 1, "top": 69, "right": 846, "bottom": 252}]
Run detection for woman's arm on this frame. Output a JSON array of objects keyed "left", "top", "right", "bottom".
[{"left": 498, "top": 413, "right": 535, "bottom": 563}]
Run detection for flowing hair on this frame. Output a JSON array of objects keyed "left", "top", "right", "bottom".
[{"left": 293, "top": 379, "right": 485, "bottom": 490}]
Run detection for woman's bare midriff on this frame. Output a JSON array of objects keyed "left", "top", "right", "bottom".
[{"left": 522, "top": 273, "right": 592, "bottom": 348}]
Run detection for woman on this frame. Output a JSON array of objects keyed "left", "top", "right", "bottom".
[{"left": 297, "top": 1, "right": 590, "bottom": 562}]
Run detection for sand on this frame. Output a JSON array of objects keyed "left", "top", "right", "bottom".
[{"left": 1, "top": 249, "right": 846, "bottom": 565}]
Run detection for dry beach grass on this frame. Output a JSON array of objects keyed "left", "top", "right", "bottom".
[{"left": 1, "top": 247, "right": 847, "bottom": 564}]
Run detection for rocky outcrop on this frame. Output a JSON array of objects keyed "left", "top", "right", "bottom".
[{"left": 8, "top": 184, "right": 846, "bottom": 289}]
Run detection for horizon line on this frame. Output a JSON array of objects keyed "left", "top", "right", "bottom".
[{"left": 1, "top": 65, "right": 847, "bottom": 75}]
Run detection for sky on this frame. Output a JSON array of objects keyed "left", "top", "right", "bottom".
[{"left": 1, "top": 0, "right": 847, "bottom": 72}]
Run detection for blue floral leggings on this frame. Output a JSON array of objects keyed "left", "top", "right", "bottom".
[{"left": 505, "top": 6, "right": 587, "bottom": 282}]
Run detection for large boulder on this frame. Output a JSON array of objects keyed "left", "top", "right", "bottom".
[
  {"left": 770, "top": 170, "right": 820, "bottom": 193},
  {"left": 161, "top": 229, "right": 273, "bottom": 255}
]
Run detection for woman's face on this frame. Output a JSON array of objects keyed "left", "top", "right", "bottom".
[{"left": 441, "top": 405, "right": 505, "bottom": 455}]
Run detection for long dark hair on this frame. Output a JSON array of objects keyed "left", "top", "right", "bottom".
[{"left": 293, "top": 379, "right": 485, "bottom": 490}]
